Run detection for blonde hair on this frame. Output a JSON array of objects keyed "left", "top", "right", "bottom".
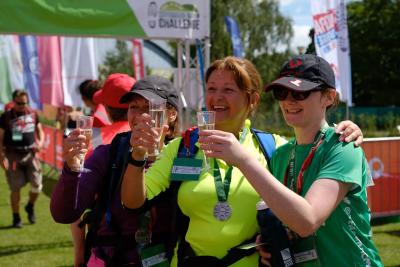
[{"left": 205, "top": 56, "right": 262, "bottom": 116}]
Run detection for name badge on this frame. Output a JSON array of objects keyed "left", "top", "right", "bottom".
[
  {"left": 171, "top": 157, "right": 202, "bottom": 181},
  {"left": 139, "top": 244, "right": 169, "bottom": 267},
  {"left": 292, "top": 235, "right": 320, "bottom": 267},
  {"left": 12, "top": 129, "right": 23, "bottom": 141}
]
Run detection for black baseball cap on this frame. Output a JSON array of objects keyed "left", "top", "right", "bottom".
[
  {"left": 119, "top": 75, "right": 179, "bottom": 109},
  {"left": 265, "top": 54, "right": 336, "bottom": 92}
]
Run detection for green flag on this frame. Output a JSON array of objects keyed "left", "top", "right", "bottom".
[{"left": 0, "top": 37, "right": 13, "bottom": 104}]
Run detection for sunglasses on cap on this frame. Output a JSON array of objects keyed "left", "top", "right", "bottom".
[{"left": 272, "top": 87, "right": 323, "bottom": 101}]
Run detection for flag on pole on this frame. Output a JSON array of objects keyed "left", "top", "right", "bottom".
[
  {"left": 0, "top": 35, "right": 24, "bottom": 104},
  {"left": 61, "top": 37, "right": 98, "bottom": 107},
  {"left": 132, "top": 39, "right": 145, "bottom": 80},
  {"left": 20, "top": 35, "right": 41, "bottom": 109},
  {"left": 311, "top": 0, "right": 352, "bottom": 106},
  {"left": 38, "top": 36, "right": 64, "bottom": 106},
  {"left": 0, "top": 36, "right": 13, "bottom": 104},
  {"left": 224, "top": 16, "right": 244, "bottom": 58}
]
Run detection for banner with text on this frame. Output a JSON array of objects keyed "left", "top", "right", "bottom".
[
  {"left": 0, "top": 0, "right": 210, "bottom": 40},
  {"left": 311, "top": 0, "right": 352, "bottom": 106}
]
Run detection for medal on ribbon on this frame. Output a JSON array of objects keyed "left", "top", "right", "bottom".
[
  {"left": 213, "top": 159, "right": 234, "bottom": 221},
  {"left": 213, "top": 201, "right": 232, "bottom": 221}
]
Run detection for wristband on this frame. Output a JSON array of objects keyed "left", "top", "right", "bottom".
[{"left": 127, "top": 153, "right": 147, "bottom": 167}]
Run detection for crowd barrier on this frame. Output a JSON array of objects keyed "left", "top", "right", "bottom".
[
  {"left": 38, "top": 126, "right": 64, "bottom": 174},
  {"left": 38, "top": 125, "right": 400, "bottom": 218},
  {"left": 364, "top": 137, "right": 400, "bottom": 218}
]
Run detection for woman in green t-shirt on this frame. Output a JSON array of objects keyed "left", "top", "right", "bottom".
[{"left": 199, "top": 54, "right": 383, "bottom": 266}]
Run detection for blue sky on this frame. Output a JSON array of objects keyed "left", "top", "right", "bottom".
[{"left": 278, "top": 0, "right": 313, "bottom": 51}]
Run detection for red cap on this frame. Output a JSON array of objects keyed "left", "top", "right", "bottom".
[{"left": 93, "top": 73, "right": 136, "bottom": 108}]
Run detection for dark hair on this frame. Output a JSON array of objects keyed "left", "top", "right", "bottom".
[
  {"left": 12, "top": 89, "right": 28, "bottom": 100},
  {"left": 205, "top": 56, "right": 262, "bottom": 116},
  {"left": 79, "top": 80, "right": 100, "bottom": 100},
  {"left": 105, "top": 106, "right": 127, "bottom": 122},
  {"left": 166, "top": 104, "right": 179, "bottom": 139}
]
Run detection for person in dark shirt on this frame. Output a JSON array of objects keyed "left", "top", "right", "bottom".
[{"left": 0, "top": 89, "right": 44, "bottom": 228}]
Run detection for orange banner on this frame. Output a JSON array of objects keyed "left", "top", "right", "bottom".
[
  {"left": 39, "top": 125, "right": 64, "bottom": 171},
  {"left": 363, "top": 138, "right": 400, "bottom": 217}
]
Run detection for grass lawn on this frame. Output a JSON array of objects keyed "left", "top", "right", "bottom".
[
  {"left": 0, "top": 166, "right": 73, "bottom": 267},
  {"left": 0, "top": 165, "right": 399, "bottom": 266}
]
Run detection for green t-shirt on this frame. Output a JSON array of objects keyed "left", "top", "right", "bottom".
[
  {"left": 270, "top": 127, "right": 383, "bottom": 267},
  {"left": 144, "top": 120, "right": 287, "bottom": 267}
]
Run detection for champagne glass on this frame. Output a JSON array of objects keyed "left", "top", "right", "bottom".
[
  {"left": 148, "top": 98, "right": 166, "bottom": 157},
  {"left": 74, "top": 115, "right": 93, "bottom": 172},
  {"left": 197, "top": 111, "right": 215, "bottom": 170}
]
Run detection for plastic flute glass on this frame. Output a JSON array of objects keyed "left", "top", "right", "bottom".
[
  {"left": 148, "top": 98, "right": 167, "bottom": 157},
  {"left": 197, "top": 111, "right": 215, "bottom": 170},
  {"left": 74, "top": 115, "right": 93, "bottom": 172}
]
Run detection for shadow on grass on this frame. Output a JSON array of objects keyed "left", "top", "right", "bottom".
[
  {"left": 0, "top": 241, "right": 72, "bottom": 257},
  {"left": 373, "top": 229, "right": 400, "bottom": 237}
]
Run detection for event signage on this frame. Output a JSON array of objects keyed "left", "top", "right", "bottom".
[
  {"left": 126, "top": 0, "right": 210, "bottom": 39},
  {"left": 0, "top": 0, "right": 210, "bottom": 40},
  {"left": 311, "top": 0, "right": 352, "bottom": 106}
]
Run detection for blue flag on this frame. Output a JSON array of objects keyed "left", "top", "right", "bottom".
[
  {"left": 19, "top": 35, "right": 41, "bottom": 109},
  {"left": 224, "top": 16, "right": 244, "bottom": 58}
]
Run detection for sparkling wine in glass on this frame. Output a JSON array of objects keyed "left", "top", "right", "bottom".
[
  {"left": 74, "top": 115, "right": 93, "bottom": 172},
  {"left": 197, "top": 111, "right": 215, "bottom": 170},
  {"left": 148, "top": 98, "right": 166, "bottom": 157}
]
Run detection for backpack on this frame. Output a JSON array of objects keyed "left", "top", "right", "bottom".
[{"left": 81, "top": 131, "right": 132, "bottom": 266}]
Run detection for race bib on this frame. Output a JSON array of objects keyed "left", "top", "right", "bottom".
[
  {"left": 139, "top": 244, "right": 169, "bottom": 267},
  {"left": 292, "top": 235, "right": 320, "bottom": 266},
  {"left": 12, "top": 129, "right": 23, "bottom": 141},
  {"left": 171, "top": 157, "right": 202, "bottom": 181}
]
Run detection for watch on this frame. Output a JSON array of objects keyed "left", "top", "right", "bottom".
[{"left": 126, "top": 153, "right": 147, "bottom": 167}]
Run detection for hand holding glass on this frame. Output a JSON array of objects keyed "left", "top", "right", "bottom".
[
  {"left": 197, "top": 111, "right": 215, "bottom": 170},
  {"left": 73, "top": 115, "right": 93, "bottom": 172},
  {"left": 148, "top": 98, "right": 166, "bottom": 157}
]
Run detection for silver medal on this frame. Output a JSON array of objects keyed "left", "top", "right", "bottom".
[{"left": 213, "top": 201, "right": 232, "bottom": 221}]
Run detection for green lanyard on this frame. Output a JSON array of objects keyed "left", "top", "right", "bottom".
[
  {"left": 212, "top": 128, "right": 248, "bottom": 221},
  {"left": 284, "top": 123, "right": 329, "bottom": 195},
  {"left": 213, "top": 159, "right": 233, "bottom": 202}
]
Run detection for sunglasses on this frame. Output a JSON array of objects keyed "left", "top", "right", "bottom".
[
  {"left": 272, "top": 87, "right": 322, "bottom": 101},
  {"left": 15, "top": 102, "right": 28, "bottom": 106}
]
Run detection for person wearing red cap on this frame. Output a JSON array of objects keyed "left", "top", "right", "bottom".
[
  {"left": 51, "top": 75, "right": 180, "bottom": 267},
  {"left": 79, "top": 80, "right": 110, "bottom": 128},
  {"left": 71, "top": 73, "right": 135, "bottom": 267}
]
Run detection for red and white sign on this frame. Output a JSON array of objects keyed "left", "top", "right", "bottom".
[
  {"left": 311, "top": 0, "right": 352, "bottom": 106},
  {"left": 132, "top": 39, "right": 145, "bottom": 80}
]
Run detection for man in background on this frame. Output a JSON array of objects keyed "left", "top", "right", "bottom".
[{"left": 0, "top": 89, "right": 44, "bottom": 228}]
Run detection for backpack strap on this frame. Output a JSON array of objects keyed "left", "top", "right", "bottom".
[
  {"left": 177, "top": 127, "right": 199, "bottom": 158},
  {"left": 105, "top": 131, "right": 131, "bottom": 228},
  {"left": 82, "top": 131, "right": 131, "bottom": 265},
  {"left": 166, "top": 127, "right": 199, "bottom": 260},
  {"left": 250, "top": 128, "right": 276, "bottom": 168}
]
